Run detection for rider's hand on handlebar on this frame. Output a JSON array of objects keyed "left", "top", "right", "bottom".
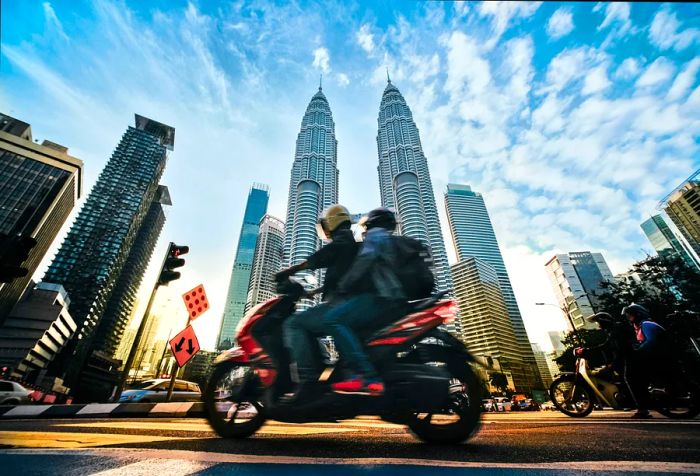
[
  {"left": 274, "top": 269, "right": 291, "bottom": 283},
  {"left": 574, "top": 347, "right": 584, "bottom": 357}
]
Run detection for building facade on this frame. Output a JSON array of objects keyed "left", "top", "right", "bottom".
[
  {"left": 43, "top": 114, "right": 174, "bottom": 401},
  {"left": 0, "top": 113, "right": 83, "bottom": 325},
  {"left": 641, "top": 214, "right": 699, "bottom": 269},
  {"left": 246, "top": 215, "right": 285, "bottom": 312},
  {"left": 544, "top": 252, "right": 615, "bottom": 331},
  {"left": 283, "top": 86, "right": 339, "bottom": 276},
  {"left": 0, "top": 282, "right": 77, "bottom": 388},
  {"left": 451, "top": 258, "right": 529, "bottom": 391},
  {"left": 663, "top": 173, "right": 700, "bottom": 258},
  {"left": 531, "top": 343, "right": 554, "bottom": 388},
  {"left": 218, "top": 184, "right": 269, "bottom": 350},
  {"left": 376, "top": 79, "right": 451, "bottom": 293},
  {"left": 445, "top": 184, "right": 541, "bottom": 391}
]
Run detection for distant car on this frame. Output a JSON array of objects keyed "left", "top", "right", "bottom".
[
  {"left": 482, "top": 399, "right": 496, "bottom": 412},
  {"left": 518, "top": 398, "right": 540, "bottom": 411},
  {"left": 0, "top": 380, "right": 32, "bottom": 405},
  {"left": 119, "top": 379, "right": 201, "bottom": 403},
  {"left": 494, "top": 397, "right": 512, "bottom": 412},
  {"left": 539, "top": 401, "right": 556, "bottom": 411}
]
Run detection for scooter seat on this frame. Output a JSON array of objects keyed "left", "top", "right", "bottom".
[{"left": 410, "top": 290, "right": 450, "bottom": 312}]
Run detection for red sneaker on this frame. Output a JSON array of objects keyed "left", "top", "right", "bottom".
[{"left": 332, "top": 378, "right": 384, "bottom": 396}]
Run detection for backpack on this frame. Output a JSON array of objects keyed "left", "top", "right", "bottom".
[{"left": 392, "top": 236, "right": 436, "bottom": 300}]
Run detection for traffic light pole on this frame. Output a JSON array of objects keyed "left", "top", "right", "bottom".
[
  {"left": 165, "top": 314, "right": 191, "bottom": 401},
  {"left": 113, "top": 242, "right": 172, "bottom": 401}
]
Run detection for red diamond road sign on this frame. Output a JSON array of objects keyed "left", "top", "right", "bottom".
[
  {"left": 182, "top": 284, "right": 209, "bottom": 321},
  {"left": 169, "top": 325, "right": 200, "bottom": 367}
]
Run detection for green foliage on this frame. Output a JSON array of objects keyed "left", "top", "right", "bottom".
[
  {"left": 554, "top": 329, "right": 607, "bottom": 372},
  {"left": 489, "top": 372, "right": 510, "bottom": 394}
]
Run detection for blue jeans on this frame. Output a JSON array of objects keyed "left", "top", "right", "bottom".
[
  {"left": 283, "top": 303, "right": 331, "bottom": 384},
  {"left": 323, "top": 294, "right": 405, "bottom": 379}
]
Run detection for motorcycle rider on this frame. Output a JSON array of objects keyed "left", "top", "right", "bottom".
[
  {"left": 582, "top": 312, "right": 635, "bottom": 377},
  {"left": 322, "top": 207, "right": 410, "bottom": 396},
  {"left": 275, "top": 204, "right": 359, "bottom": 403},
  {"left": 622, "top": 303, "right": 668, "bottom": 419}
]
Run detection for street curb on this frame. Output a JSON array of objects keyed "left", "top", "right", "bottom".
[{"left": 0, "top": 402, "right": 205, "bottom": 419}]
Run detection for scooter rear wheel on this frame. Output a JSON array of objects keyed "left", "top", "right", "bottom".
[
  {"left": 656, "top": 381, "right": 700, "bottom": 419},
  {"left": 406, "top": 356, "right": 481, "bottom": 444},
  {"left": 550, "top": 376, "right": 594, "bottom": 417},
  {"left": 204, "top": 362, "right": 266, "bottom": 438}
]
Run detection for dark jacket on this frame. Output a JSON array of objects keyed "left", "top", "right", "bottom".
[{"left": 304, "top": 228, "right": 358, "bottom": 302}]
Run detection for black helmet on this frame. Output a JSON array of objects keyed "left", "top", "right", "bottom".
[
  {"left": 360, "top": 207, "right": 397, "bottom": 232},
  {"left": 586, "top": 312, "right": 616, "bottom": 329},
  {"left": 622, "top": 303, "right": 650, "bottom": 324}
]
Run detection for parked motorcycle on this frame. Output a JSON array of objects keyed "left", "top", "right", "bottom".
[
  {"left": 204, "top": 278, "right": 482, "bottom": 444},
  {"left": 550, "top": 356, "right": 699, "bottom": 419}
]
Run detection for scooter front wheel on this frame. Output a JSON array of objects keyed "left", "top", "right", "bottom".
[
  {"left": 550, "top": 376, "right": 594, "bottom": 417},
  {"left": 204, "top": 362, "right": 266, "bottom": 438}
]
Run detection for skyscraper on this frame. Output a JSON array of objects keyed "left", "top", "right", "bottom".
[
  {"left": 450, "top": 257, "right": 528, "bottom": 391},
  {"left": 662, "top": 171, "right": 700, "bottom": 258},
  {"left": 218, "top": 184, "right": 269, "bottom": 350},
  {"left": 0, "top": 113, "right": 83, "bottom": 325},
  {"left": 531, "top": 343, "right": 554, "bottom": 389},
  {"left": 641, "top": 214, "right": 699, "bottom": 269},
  {"left": 43, "top": 114, "right": 174, "bottom": 400},
  {"left": 376, "top": 79, "right": 451, "bottom": 292},
  {"left": 283, "top": 86, "right": 339, "bottom": 272},
  {"left": 445, "top": 184, "right": 541, "bottom": 391},
  {"left": 246, "top": 215, "right": 285, "bottom": 312},
  {"left": 544, "top": 252, "right": 615, "bottom": 331}
]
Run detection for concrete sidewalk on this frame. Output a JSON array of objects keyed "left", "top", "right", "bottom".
[{"left": 0, "top": 402, "right": 205, "bottom": 419}]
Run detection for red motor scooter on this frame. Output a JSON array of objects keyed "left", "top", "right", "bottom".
[{"left": 204, "top": 279, "right": 482, "bottom": 444}]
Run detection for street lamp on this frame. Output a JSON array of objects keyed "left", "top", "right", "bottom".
[{"left": 536, "top": 293, "right": 591, "bottom": 344}]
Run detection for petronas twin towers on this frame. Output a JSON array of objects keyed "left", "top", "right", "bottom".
[{"left": 283, "top": 79, "right": 451, "bottom": 293}]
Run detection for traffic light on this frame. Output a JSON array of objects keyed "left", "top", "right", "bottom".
[
  {"left": 0, "top": 233, "right": 38, "bottom": 283},
  {"left": 158, "top": 242, "right": 189, "bottom": 285}
]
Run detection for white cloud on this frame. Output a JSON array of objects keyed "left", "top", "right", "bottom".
[
  {"left": 453, "top": 2, "right": 470, "bottom": 18},
  {"left": 478, "top": 1, "right": 542, "bottom": 48},
  {"left": 615, "top": 57, "right": 640, "bottom": 79},
  {"left": 312, "top": 47, "right": 330, "bottom": 73},
  {"left": 649, "top": 5, "right": 700, "bottom": 52},
  {"left": 336, "top": 72, "right": 350, "bottom": 87},
  {"left": 356, "top": 24, "right": 374, "bottom": 53},
  {"left": 635, "top": 57, "right": 675, "bottom": 88},
  {"left": 582, "top": 65, "right": 610, "bottom": 95},
  {"left": 42, "top": 2, "right": 69, "bottom": 42},
  {"left": 667, "top": 58, "right": 700, "bottom": 102},
  {"left": 594, "top": 2, "right": 636, "bottom": 47},
  {"left": 546, "top": 8, "right": 574, "bottom": 40}
]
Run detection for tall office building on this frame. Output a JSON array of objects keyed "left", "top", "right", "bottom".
[
  {"left": 92, "top": 185, "right": 171, "bottom": 360},
  {"left": 246, "top": 215, "right": 285, "bottom": 312},
  {"left": 450, "top": 257, "right": 528, "bottom": 391},
  {"left": 641, "top": 214, "right": 699, "bottom": 269},
  {"left": 376, "top": 79, "right": 451, "bottom": 292},
  {"left": 43, "top": 114, "right": 174, "bottom": 400},
  {"left": 544, "top": 252, "right": 615, "bottom": 331},
  {"left": 531, "top": 343, "right": 554, "bottom": 388},
  {"left": 217, "top": 184, "right": 269, "bottom": 350},
  {"left": 662, "top": 171, "right": 700, "bottom": 257},
  {"left": 0, "top": 113, "right": 83, "bottom": 325},
  {"left": 283, "top": 86, "right": 339, "bottom": 272},
  {"left": 445, "top": 184, "right": 541, "bottom": 391}
]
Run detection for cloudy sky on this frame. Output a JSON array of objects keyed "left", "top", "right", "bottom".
[{"left": 2, "top": 1, "right": 699, "bottom": 351}]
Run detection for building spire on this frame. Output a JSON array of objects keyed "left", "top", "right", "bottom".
[
  {"left": 386, "top": 66, "right": 391, "bottom": 84},
  {"left": 319, "top": 73, "right": 323, "bottom": 91}
]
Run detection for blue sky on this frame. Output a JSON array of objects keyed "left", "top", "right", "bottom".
[{"left": 2, "top": 1, "right": 699, "bottom": 351}]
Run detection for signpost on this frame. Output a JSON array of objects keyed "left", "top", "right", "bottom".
[{"left": 165, "top": 283, "right": 209, "bottom": 401}]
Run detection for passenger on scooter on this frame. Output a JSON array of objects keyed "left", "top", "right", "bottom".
[
  {"left": 582, "top": 312, "right": 635, "bottom": 378},
  {"left": 274, "top": 204, "right": 359, "bottom": 403},
  {"left": 323, "top": 208, "right": 410, "bottom": 396},
  {"left": 622, "top": 303, "right": 668, "bottom": 419}
]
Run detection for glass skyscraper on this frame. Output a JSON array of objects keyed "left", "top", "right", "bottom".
[
  {"left": 218, "top": 184, "right": 269, "bottom": 350},
  {"left": 43, "top": 114, "right": 174, "bottom": 401},
  {"left": 641, "top": 214, "right": 699, "bottom": 269},
  {"left": 0, "top": 113, "right": 83, "bottom": 325},
  {"left": 662, "top": 171, "right": 700, "bottom": 259},
  {"left": 376, "top": 79, "right": 451, "bottom": 293},
  {"left": 246, "top": 215, "right": 285, "bottom": 312},
  {"left": 445, "top": 183, "right": 541, "bottom": 391},
  {"left": 283, "top": 86, "right": 339, "bottom": 273}
]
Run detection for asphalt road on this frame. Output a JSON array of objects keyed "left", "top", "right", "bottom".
[{"left": 0, "top": 411, "right": 698, "bottom": 475}]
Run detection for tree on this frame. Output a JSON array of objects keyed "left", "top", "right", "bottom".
[
  {"left": 489, "top": 372, "right": 510, "bottom": 395},
  {"left": 553, "top": 328, "right": 607, "bottom": 372}
]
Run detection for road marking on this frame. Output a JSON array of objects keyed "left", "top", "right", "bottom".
[
  {"left": 2, "top": 405, "right": 51, "bottom": 417},
  {"left": 2, "top": 448, "right": 698, "bottom": 474},
  {"left": 90, "top": 458, "right": 213, "bottom": 475},
  {"left": 56, "top": 420, "right": 367, "bottom": 435},
  {"left": 149, "top": 402, "right": 194, "bottom": 414},
  {"left": 76, "top": 403, "right": 120, "bottom": 415},
  {"left": 0, "top": 431, "right": 183, "bottom": 449}
]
